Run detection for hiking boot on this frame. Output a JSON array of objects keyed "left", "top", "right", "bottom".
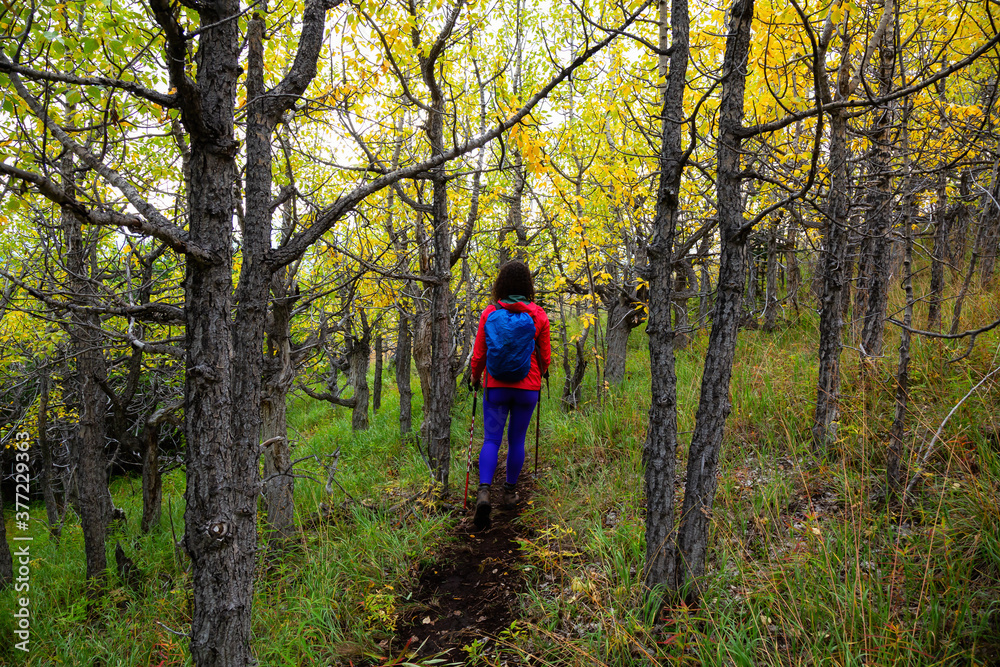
[
  {"left": 502, "top": 482, "right": 519, "bottom": 509},
  {"left": 473, "top": 484, "right": 491, "bottom": 530}
]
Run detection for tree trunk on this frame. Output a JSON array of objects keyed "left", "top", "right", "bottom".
[
  {"left": 762, "top": 220, "right": 779, "bottom": 331},
  {"left": 745, "top": 246, "right": 759, "bottom": 322},
  {"left": 425, "top": 245, "right": 454, "bottom": 490},
  {"left": 559, "top": 293, "right": 587, "bottom": 411},
  {"left": 420, "top": 27, "right": 458, "bottom": 491},
  {"left": 978, "top": 172, "right": 1000, "bottom": 287},
  {"left": 948, "top": 169, "right": 972, "bottom": 274},
  {"left": 261, "top": 247, "right": 300, "bottom": 539},
  {"left": 812, "top": 92, "right": 852, "bottom": 450},
  {"left": 348, "top": 334, "right": 371, "bottom": 431},
  {"left": 413, "top": 309, "right": 432, "bottom": 434},
  {"left": 499, "top": 145, "right": 527, "bottom": 266},
  {"left": 38, "top": 371, "right": 63, "bottom": 541},
  {"left": 887, "top": 191, "right": 914, "bottom": 496},
  {"left": 951, "top": 211, "right": 987, "bottom": 334},
  {"left": 672, "top": 0, "right": 753, "bottom": 601},
  {"left": 261, "top": 391, "right": 294, "bottom": 537},
  {"left": 643, "top": 0, "right": 687, "bottom": 592},
  {"left": 786, "top": 222, "right": 801, "bottom": 315},
  {"left": 604, "top": 297, "right": 642, "bottom": 386},
  {"left": 563, "top": 337, "right": 589, "bottom": 411},
  {"left": 927, "top": 175, "right": 948, "bottom": 331},
  {"left": 396, "top": 305, "right": 414, "bottom": 436},
  {"left": 373, "top": 333, "right": 383, "bottom": 414},
  {"left": 854, "top": 24, "right": 896, "bottom": 366},
  {"left": 63, "top": 151, "right": 113, "bottom": 583},
  {"left": 672, "top": 264, "right": 692, "bottom": 346},
  {"left": 183, "top": 4, "right": 253, "bottom": 664},
  {"left": 841, "top": 230, "right": 857, "bottom": 323},
  {"left": 697, "top": 231, "right": 714, "bottom": 327},
  {"left": 0, "top": 488, "right": 11, "bottom": 588},
  {"left": 141, "top": 421, "right": 163, "bottom": 533}
]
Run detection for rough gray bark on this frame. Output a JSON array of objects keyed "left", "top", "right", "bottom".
[
  {"left": 261, "top": 393, "right": 294, "bottom": 537},
  {"left": 140, "top": 397, "right": 183, "bottom": 534},
  {"left": 176, "top": 0, "right": 247, "bottom": 658},
  {"left": 978, "top": 169, "right": 1000, "bottom": 287},
  {"left": 413, "top": 309, "right": 432, "bottom": 431},
  {"left": 697, "top": 231, "right": 714, "bottom": 327},
  {"left": 927, "top": 176, "right": 949, "bottom": 331},
  {"left": 643, "top": 0, "right": 687, "bottom": 592},
  {"left": 62, "top": 151, "right": 113, "bottom": 583},
  {"left": 951, "top": 207, "right": 988, "bottom": 334},
  {"left": 854, "top": 22, "right": 896, "bottom": 365},
  {"left": 563, "top": 337, "right": 589, "bottom": 411},
  {"left": 745, "top": 244, "right": 759, "bottom": 324},
  {"left": 418, "top": 3, "right": 463, "bottom": 491},
  {"left": 261, "top": 243, "right": 300, "bottom": 537},
  {"left": 842, "top": 232, "right": 857, "bottom": 322},
  {"left": 396, "top": 305, "right": 414, "bottom": 436},
  {"left": 167, "top": 1, "right": 335, "bottom": 660},
  {"left": 948, "top": 170, "right": 972, "bottom": 271},
  {"left": 762, "top": 221, "right": 780, "bottom": 331},
  {"left": 558, "top": 294, "right": 588, "bottom": 411},
  {"left": 672, "top": 262, "right": 695, "bottom": 346},
  {"left": 140, "top": 421, "right": 163, "bottom": 533},
  {"left": 785, "top": 222, "right": 801, "bottom": 314},
  {"left": 187, "top": 4, "right": 332, "bottom": 654},
  {"left": 38, "top": 372, "right": 63, "bottom": 541},
  {"left": 672, "top": 0, "right": 754, "bottom": 601},
  {"left": 347, "top": 331, "right": 371, "bottom": 431},
  {"left": 499, "top": 145, "right": 528, "bottom": 266},
  {"left": 604, "top": 296, "right": 644, "bottom": 386},
  {"left": 887, "top": 190, "right": 914, "bottom": 496},
  {"left": 261, "top": 294, "right": 295, "bottom": 540},
  {"left": 812, "top": 51, "right": 852, "bottom": 450},
  {"left": 373, "top": 334, "right": 383, "bottom": 414},
  {"left": 0, "top": 487, "right": 11, "bottom": 587}
]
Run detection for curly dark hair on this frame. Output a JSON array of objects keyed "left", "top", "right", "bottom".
[{"left": 491, "top": 260, "right": 535, "bottom": 303}]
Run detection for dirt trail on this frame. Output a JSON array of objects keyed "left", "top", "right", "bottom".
[{"left": 393, "top": 467, "right": 535, "bottom": 660}]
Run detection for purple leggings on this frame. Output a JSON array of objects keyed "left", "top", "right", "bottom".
[{"left": 479, "top": 387, "right": 539, "bottom": 485}]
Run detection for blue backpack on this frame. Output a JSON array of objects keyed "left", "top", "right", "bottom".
[{"left": 484, "top": 304, "right": 536, "bottom": 383}]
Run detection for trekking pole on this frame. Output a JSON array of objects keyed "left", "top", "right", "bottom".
[
  {"left": 534, "top": 383, "right": 541, "bottom": 476},
  {"left": 535, "top": 369, "right": 549, "bottom": 476},
  {"left": 463, "top": 387, "right": 479, "bottom": 510}
]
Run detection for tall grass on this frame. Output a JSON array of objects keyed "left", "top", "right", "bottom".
[
  {"left": 2, "top": 274, "right": 998, "bottom": 666},
  {"left": 504, "top": 280, "right": 1000, "bottom": 666},
  {"left": 0, "top": 383, "right": 453, "bottom": 666}
]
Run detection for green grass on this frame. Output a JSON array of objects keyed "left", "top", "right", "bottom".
[
  {"left": 0, "top": 385, "right": 454, "bottom": 666},
  {"left": 2, "top": 275, "right": 999, "bottom": 666},
  {"left": 504, "top": 281, "right": 1000, "bottom": 666}
]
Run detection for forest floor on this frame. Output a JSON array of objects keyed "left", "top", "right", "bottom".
[
  {"left": 4, "top": 302, "right": 1000, "bottom": 666},
  {"left": 391, "top": 462, "right": 536, "bottom": 663}
]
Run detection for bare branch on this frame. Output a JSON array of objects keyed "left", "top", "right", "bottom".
[{"left": 0, "top": 60, "right": 176, "bottom": 107}]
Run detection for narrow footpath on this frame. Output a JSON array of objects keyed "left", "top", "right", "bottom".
[{"left": 393, "top": 466, "right": 534, "bottom": 660}]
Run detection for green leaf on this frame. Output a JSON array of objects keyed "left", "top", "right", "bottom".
[
  {"left": 66, "top": 89, "right": 81, "bottom": 105},
  {"left": 82, "top": 37, "right": 99, "bottom": 54}
]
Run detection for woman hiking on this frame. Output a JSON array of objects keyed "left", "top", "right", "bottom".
[{"left": 469, "top": 260, "right": 551, "bottom": 530}]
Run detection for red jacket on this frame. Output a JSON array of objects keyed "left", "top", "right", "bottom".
[{"left": 470, "top": 299, "right": 551, "bottom": 391}]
